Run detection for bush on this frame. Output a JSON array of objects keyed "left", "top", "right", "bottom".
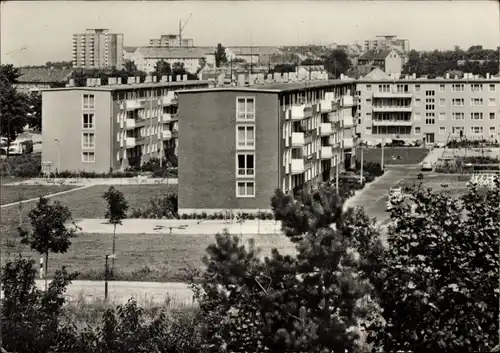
[
  {"left": 446, "top": 138, "right": 500, "bottom": 148},
  {"left": 0, "top": 153, "right": 41, "bottom": 177},
  {"left": 130, "top": 193, "right": 178, "bottom": 219}
]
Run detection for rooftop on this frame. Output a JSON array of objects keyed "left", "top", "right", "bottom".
[
  {"left": 18, "top": 68, "right": 73, "bottom": 83},
  {"left": 358, "top": 49, "right": 393, "bottom": 61},
  {"left": 42, "top": 80, "right": 211, "bottom": 92},
  {"left": 227, "top": 46, "right": 282, "bottom": 56},
  {"left": 134, "top": 46, "right": 214, "bottom": 59}
]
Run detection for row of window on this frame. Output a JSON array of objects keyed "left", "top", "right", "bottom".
[
  {"left": 365, "top": 83, "right": 496, "bottom": 93},
  {"left": 368, "top": 126, "right": 496, "bottom": 135},
  {"left": 367, "top": 111, "right": 497, "bottom": 120}
]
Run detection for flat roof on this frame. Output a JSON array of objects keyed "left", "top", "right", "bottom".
[
  {"left": 41, "top": 80, "right": 211, "bottom": 92},
  {"left": 178, "top": 79, "right": 356, "bottom": 94},
  {"left": 356, "top": 78, "right": 500, "bottom": 84}
]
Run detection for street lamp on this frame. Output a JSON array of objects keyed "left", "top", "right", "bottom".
[
  {"left": 104, "top": 253, "right": 117, "bottom": 301},
  {"left": 54, "top": 138, "right": 60, "bottom": 175}
]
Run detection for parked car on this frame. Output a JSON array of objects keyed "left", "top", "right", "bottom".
[
  {"left": 338, "top": 171, "right": 366, "bottom": 185},
  {"left": 421, "top": 161, "right": 433, "bottom": 171},
  {"left": 386, "top": 187, "right": 404, "bottom": 211}
]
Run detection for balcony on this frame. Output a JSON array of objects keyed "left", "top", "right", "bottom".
[
  {"left": 321, "top": 146, "right": 333, "bottom": 159},
  {"left": 320, "top": 123, "right": 333, "bottom": 136},
  {"left": 122, "top": 100, "right": 145, "bottom": 110},
  {"left": 171, "top": 113, "right": 179, "bottom": 121},
  {"left": 373, "top": 91, "right": 413, "bottom": 99},
  {"left": 125, "top": 137, "right": 136, "bottom": 148},
  {"left": 291, "top": 132, "right": 305, "bottom": 147},
  {"left": 372, "top": 106, "right": 412, "bottom": 113},
  {"left": 162, "top": 131, "right": 172, "bottom": 139},
  {"left": 125, "top": 119, "right": 136, "bottom": 129},
  {"left": 328, "top": 112, "right": 340, "bottom": 123},
  {"left": 159, "top": 92, "right": 177, "bottom": 106},
  {"left": 291, "top": 159, "right": 305, "bottom": 175},
  {"left": 343, "top": 137, "right": 354, "bottom": 149},
  {"left": 320, "top": 99, "right": 332, "bottom": 113},
  {"left": 343, "top": 115, "right": 354, "bottom": 128},
  {"left": 341, "top": 96, "right": 354, "bottom": 107},
  {"left": 328, "top": 136, "right": 340, "bottom": 148},
  {"left": 161, "top": 113, "right": 172, "bottom": 122},
  {"left": 372, "top": 120, "right": 413, "bottom": 126},
  {"left": 291, "top": 105, "right": 306, "bottom": 120}
]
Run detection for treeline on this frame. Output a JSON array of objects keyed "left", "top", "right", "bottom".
[{"left": 404, "top": 45, "right": 499, "bottom": 78}]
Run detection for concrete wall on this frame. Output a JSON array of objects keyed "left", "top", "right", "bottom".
[
  {"left": 42, "top": 90, "right": 112, "bottom": 173},
  {"left": 178, "top": 90, "right": 280, "bottom": 212}
]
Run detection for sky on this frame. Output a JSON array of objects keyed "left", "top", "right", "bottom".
[{"left": 1, "top": 0, "right": 499, "bottom": 66}]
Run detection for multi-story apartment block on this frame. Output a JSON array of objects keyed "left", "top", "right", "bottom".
[
  {"left": 72, "top": 29, "right": 124, "bottom": 69},
  {"left": 42, "top": 77, "right": 210, "bottom": 174},
  {"left": 364, "top": 35, "right": 410, "bottom": 54},
  {"left": 356, "top": 72, "right": 500, "bottom": 144},
  {"left": 177, "top": 73, "right": 358, "bottom": 214}
]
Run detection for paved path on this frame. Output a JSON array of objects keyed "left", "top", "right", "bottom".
[
  {"left": 0, "top": 185, "right": 93, "bottom": 209},
  {"left": 34, "top": 280, "right": 194, "bottom": 306}
]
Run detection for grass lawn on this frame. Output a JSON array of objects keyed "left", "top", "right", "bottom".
[
  {"left": 1, "top": 231, "right": 295, "bottom": 282},
  {"left": 0, "top": 184, "right": 79, "bottom": 205},
  {"left": 0, "top": 184, "right": 178, "bottom": 240},
  {"left": 359, "top": 147, "right": 430, "bottom": 165}
]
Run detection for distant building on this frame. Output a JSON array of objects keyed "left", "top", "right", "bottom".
[
  {"left": 128, "top": 47, "right": 216, "bottom": 74},
  {"left": 72, "top": 29, "right": 124, "bottom": 69},
  {"left": 358, "top": 49, "right": 402, "bottom": 76},
  {"left": 149, "top": 34, "right": 194, "bottom": 47},
  {"left": 225, "top": 46, "right": 283, "bottom": 65},
  {"left": 41, "top": 77, "right": 210, "bottom": 173},
  {"left": 296, "top": 65, "right": 327, "bottom": 78},
  {"left": 14, "top": 68, "right": 73, "bottom": 93},
  {"left": 364, "top": 35, "right": 410, "bottom": 53}
]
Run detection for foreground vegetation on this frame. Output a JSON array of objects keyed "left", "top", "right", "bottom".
[{"left": 0, "top": 176, "right": 498, "bottom": 352}]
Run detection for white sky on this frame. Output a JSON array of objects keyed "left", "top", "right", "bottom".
[{"left": 1, "top": 0, "right": 499, "bottom": 66}]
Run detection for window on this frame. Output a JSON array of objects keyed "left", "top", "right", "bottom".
[
  {"left": 470, "top": 84, "right": 483, "bottom": 92},
  {"left": 237, "top": 126, "right": 255, "bottom": 148},
  {"left": 83, "top": 94, "right": 95, "bottom": 109},
  {"left": 452, "top": 98, "right": 464, "bottom": 106},
  {"left": 425, "top": 113, "right": 435, "bottom": 125},
  {"left": 378, "top": 84, "right": 390, "bottom": 92},
  {"left": 425, "top": 90, "right": 435, "bottom": 96},
  {"left": 415, "top": 98, "right": 421, "bottom": 106},
  {"left": 452, "top": 84, "right": 464, "bottom": 92},
  {"left": 439, "top": 84, "right": 445, "bottom": 92},
  {"left": 237, "top": 181, "right": 255, "bottom": 197},
  {"left": 236, "top": 97, "right": 255, "bottom": 120},
  {"left": 82, "top": 133, "right": 95, "bottom": 148},
  {"left": 366, "top": 99, "right": 372, "bottom": 105},
  {"left": 415, "top": 127, "right": 421, "bottom": 134},
  {"left": 490, "top": 112, "right": 496, "bottom": 120},
  {"left": 470, "top": 112, "right": 483, "bottom": 120},
  {"left": 415, "top": 85, "right": 421, "bottom": 92},
  {"left": 366, "top": 85, "right": 372, "bottom": 91},
  {"left": 452, "top": 112, "right": 465, "bottom": 120},
  {"left": 490, "top": 127, "right": 496, "bottom": 135},
  {"left": 82, "top": 151, "right": 95, "bottom": 163},
  {"left": 82, "top": 113, "right": 94, "bottom": 129},
  {"left": 414, "top": 112, "right": 421, "bottom": 120},
  {"left": 471, "top": 98, "right": 483, "bottom": 106},
  {"left": 237, "top": 153, "right": 254, "bottom": 176},
  {"left": 452, "top": 126, "right": 464, "bottom": 134},
  {"left": 439, "top": 127, "right": 446, "bottom": 135},
  {"left": 471, "top": 126, "right": 483, "bottom": 134},
  {"left": 365, "top": 126, "right": 372, "bottom": 134},
  {"left": 489, "top": 98, "right": 496, "bottom": 106},
  {"left": 439, "top": 98, "right": 445, "bottom": 106},
  {"left": 439, "top": 112, "right": 446, "bottom": 121},
  {"left": 489, "top": 84, "right": 496, "bottom": 92}
]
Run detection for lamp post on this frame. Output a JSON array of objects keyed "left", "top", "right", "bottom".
[
  {"left": 104, "top": 253, "right": 117, "bottom": 302},
  {"left": 381, "top": 138, "right": 385, "bottom": 171},
  {"left": 360, "top": 139, "right": 364, "bottom": 182},
  {"left": 54, "top": 138, "right": 60, "bottom": 175}
]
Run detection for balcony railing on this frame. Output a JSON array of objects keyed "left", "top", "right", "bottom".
[
  {"left": 328, "top": 136, "right": 340, "bottom": 148},
  {"left": 343, "top": 116, "right": 354, "bottom": 128},
  {"left": 372, "top": 106, "right": 412, "bottom": 112},
  {"left": 373, "top": 91, "right": 413, "bottom": 98},
  {"left": 123, "top": 100, "right": 145, "bottom": 110},
  {"left": 320, "top": 99, "right": 332, "bottom": 113},
  {"left": 291, "top": 132, "right": 305, "bottom": 147},
  {"left": 125, "top": 137, "right": 136, "bottom": 148},
  {"left": 291, "top": 105, "right": 307, "bottom": 120},
  {"left": 291, "top": 159, "right": 305, "bottom": 175},
  {"left": 341, "top": 96, "right": 354, "bottom": 107},
  {"left": 328, "top": 112, "right": 340, "bottom": 123},
  {"left": 372, "top": 120, "right": 413, "bottom": 126},
  {"left": 159, "top": 92, "right": 177, "bottom": 106},
  {"left": 162, "top": 113, "right": 172, "bottom": 122},
  {"left": 162, "top": 131, "right": 172, "bottom": 139},
  {"left": 320, "top": 123, "right": 333, "bottom": 136},
  {"left": 343, "top": 137, "right": 354, "bottom": 149},
  {"left": 321, "top": 146, "right": 333, "bottom": 159},
  {"left": 238, "top": 168, "right": 255, "bottom": 176},
  {"left": 125, "top": 119, "right": 136, "bottom": 129}
]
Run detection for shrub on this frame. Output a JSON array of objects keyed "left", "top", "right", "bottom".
[
  {"left": 0, "top": 154, "right": 41, "bottom": 177},
  {"left": 130, "top": 193, "right": 178, "bottom": 219}
]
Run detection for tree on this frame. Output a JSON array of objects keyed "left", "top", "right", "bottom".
[
  {"left": 0, "top": 64, "right": 32, "bottom": 156},
  {"left": 102, "top": 186, "right": 129, "bottom": 274},
  {"left": 197, "top": 57, "right": 207, "bottom": 74},
  {"left": 171, "top": 62, "right": 197, "bottom": 81},
  {"left": 124, "top": 60, "right": 138, "bottom": 73},
  {"left": 273, "top": 63, "right": 296, "bottom": 74},
  {"left": 27, "top": 92, "right": 42, "bottom": 132},
  {"left": 17, "top": 197, "right": 78, "bottom": 290},
  {"left": 323, "top": 49, "right": 351, "bottom": 78},
  {"left": 193, "top": 186, "right": 384, "bottom": 352},
  {"left": 1, "top": 255, "right": 78, "bottom": 353},
  {"left": 215, "top": 43, "right": 228, "bottom": 68},
  {"left": 372, "top": 180, "right": 500, "bottom": 352},
  {"left": 154, "top": 59, "right": 171, "bottom": 77}
]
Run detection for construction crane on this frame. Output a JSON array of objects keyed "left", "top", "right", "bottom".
[{"left": 179, "top": 13, "right": 192, "bottom": 47}]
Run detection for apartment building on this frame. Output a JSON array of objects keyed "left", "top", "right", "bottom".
[
  {"left": 364, "top": 35, "right": 410, "bottom": 54},
  {"left": 357, "top": 49, "right": 403, "bottom": 76},
  {"left": 177, "top": 72, "right": 358, "bottom": 214},
  {"left": 41, "top": 77, "right": 210, "bottom": 174},
  {"left": 356, "top": 72, "right": 500, "bottom": 144},
  {"left": 72, "top": 29, "right": 124, "bottom": 69},
  {"left": 149, "top": 34, "right": 194, "bottom": 47}
]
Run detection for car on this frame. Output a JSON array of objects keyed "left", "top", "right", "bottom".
[
  {"left": 338, "top": 171, "right": 366, "bottom": 184},
  {"left": 421, "top": 161, "right": 433, "bottom": 171}
]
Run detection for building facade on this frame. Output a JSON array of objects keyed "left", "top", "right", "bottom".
[
  {"left": 72, "top": 29, "right": 124, "bottom": 69},
  {"left": 177, "top": 76, "right": 358, "bottom": 214},
  {"left": 41, "top": 78, "right": 210, "bottom": 174},
  {"left": 356, "top": 73, "right": 500, "bottom": 144},
  {"left": 364, "top": 35, "right": 410, "bottom": 54},
  {"left": 149, "top": 34, "right": 194, "bottom": 47},
  {"left": 357, "top": 49, "right": 402, "bottom": 76}
]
